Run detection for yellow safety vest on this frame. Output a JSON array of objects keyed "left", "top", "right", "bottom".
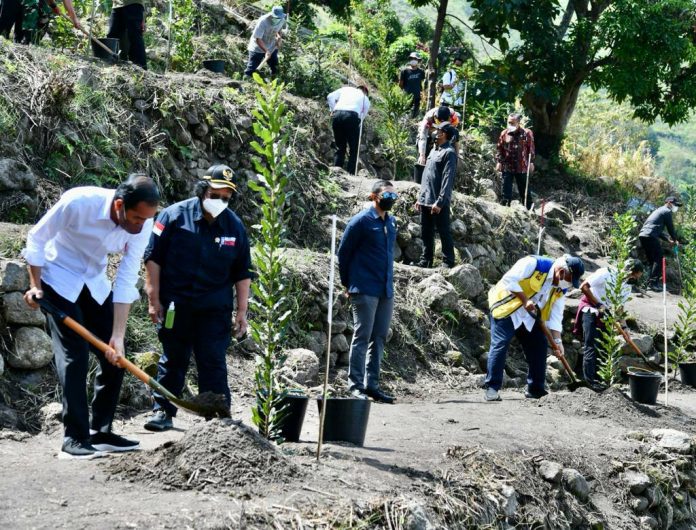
[{"left": 488, "top": 258, "right": 565, "bottom": 321}]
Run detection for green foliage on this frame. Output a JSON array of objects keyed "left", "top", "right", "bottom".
[
  {"left": 596, "top": 211, "right": 638, "bottom": 386},
  {"left": 352, "top": 0, "right": 403, "bottom": 81},
  {"left": 670, "top": 186, "right": 696, "bottom": 364},
  {"left": 170, "top": 0, "right": 197, "bottom": 72},
  {"left": 376, "top": 80, "right": 413, "bottom": 175},
  {"left": 405, "top": 15, "right": 433, "bottom": 43},
  {"left": 467, "top": 0, "right": 696, "bottom": 156},
  {"left": 248, "top": 75, "right": 293, "bottom": 440}
]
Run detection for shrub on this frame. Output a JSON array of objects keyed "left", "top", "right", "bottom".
[{"left": 405, "top": 15, "right": 433, "bottom": 43}]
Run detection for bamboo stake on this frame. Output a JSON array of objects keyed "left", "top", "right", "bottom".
[
  {"left": 536, "top": 199, "right": 545, "bottom": 255},
  {"left": 460, "top": 79, "right": 467, "bottom": 135},
  {"left": 316, "top": 215, "right": 337, "bottom": 462},
  {"left": 523, "top": 151, "right": 532, "bottom": 209}
]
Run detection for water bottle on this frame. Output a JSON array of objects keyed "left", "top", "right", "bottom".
[{"left": 164, "top": 302, "right": 175, "bottom": 329}]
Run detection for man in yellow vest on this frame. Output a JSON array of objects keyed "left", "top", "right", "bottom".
[{"left": 484, "top": 254, "right": 585, "bottom": 401}]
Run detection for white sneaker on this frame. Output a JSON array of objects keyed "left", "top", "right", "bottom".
[{"left": 484, "top": 387, "right": 502, "bottom": 402}]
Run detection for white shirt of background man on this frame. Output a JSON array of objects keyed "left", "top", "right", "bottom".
[
  {"left": 440, "top": 69, "right": 463, "bottom": 106},
  {"left": 22, "top": 186, "right": 153, "bottom": 305},
  {"left": 582, "top": 267, "right": 632, "bottom": 314},
  {"left": 499, "top": 256, "right": 566, "bottom": 333},
  {"left": 327, "top": 87, "right": 371, "bottom": 121}
]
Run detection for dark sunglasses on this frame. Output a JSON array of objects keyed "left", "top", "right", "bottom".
[
  {"left": 209, "top": 192, "right": 230, "bottom": 203},
  {"left": 381, "top": 191, "right": 399, "bottom": 200}
]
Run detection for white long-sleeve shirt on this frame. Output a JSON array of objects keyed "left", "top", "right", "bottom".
[
  {"left": 327, "top": 87, "right": 370, "bottom": 120},
  {"left": 499, "top": 256, "right": 566, "bottom": 332},
  {"left": 582, "top": 267, "right": 632, "bottom": 314},
  {"left": 22, "top": 187, "right": 152, "bottom": 305}
]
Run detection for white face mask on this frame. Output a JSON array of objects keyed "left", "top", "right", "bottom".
[
  {"left": 671, "top": 205, "right": 679, "bottom": 213},
  {"left": 410, "top": 60, "right": 419, "bottom": 66},
  {"left": 558, "top": 279, "right": 572, "bottom": 290},
  {"left": 203, "top": 198, "right": 227, "bottom": 218},
  {"left": 507, "top": 125, "right": 518, "bottom": 133}
]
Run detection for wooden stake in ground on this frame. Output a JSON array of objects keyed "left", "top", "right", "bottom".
[
  {"left": 523, "top": 151, "right": 532, "bottom": 209},
  {"left": 536, "top": 199, "right": 545, "bottom": 255},
  {"left": 87, "top": 0, "right": 97, "bottom": 57},
  {"left": 663, "top": 257, "right": 669, "bottom": 404},
  {"left": 165, "top": 0, "right": 173, "bottom": 72},
  {"left": 460, "top": 79, "right": 468, "bottom": 136},
  {"left": 317, "top": 215, "right": 338, "bottom": 462}
]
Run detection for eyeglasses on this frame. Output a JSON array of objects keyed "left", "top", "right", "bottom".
[
  {"left": 209, "top": 192, "right": 230, "bottom": 203},
  {"left": 381, "top": 192, "right": 399, "bottom": 200}
]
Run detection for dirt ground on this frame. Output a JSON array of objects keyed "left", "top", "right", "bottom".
[{"left": 0, "top": 382, "right": 694, "bottom": 529}]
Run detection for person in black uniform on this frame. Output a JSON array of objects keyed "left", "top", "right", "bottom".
[
  {"left": 639, "top": 196, "right": 682, "bottom": 291},
  {"left": 142, "top": 165, "right": 253, "bottom": 431},
  {"left": 399, "top": 52, "right": 425, "bottom": 118}
]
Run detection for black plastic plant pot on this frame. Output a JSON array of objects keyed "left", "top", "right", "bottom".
[
  {"left": 278, "top": 394, "right": 309, "bottom": 442},
  {"left": 203, "top": 59, "right": 226, "bottom": 74},
  {"left": 316, "top": 397, "right": 371, "bottom": 447},
  {"left": 678, "top": 362, "right": 696, "bottom": 388},
  {"left": 92, "top": 38, "right": 119, "bottom": 64},
  {"left": 628, "top": 368, "right": 663, "bottom": 405}
]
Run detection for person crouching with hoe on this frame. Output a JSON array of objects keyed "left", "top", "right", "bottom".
[{"left": 484, "top": 254, "right": 585, "bottom": 402}]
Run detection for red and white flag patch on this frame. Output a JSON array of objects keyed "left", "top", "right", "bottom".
[
  {"left": 220, "top": 236, "right": 236, "bottom": 247},
  {"left": 153, "top": 221, "right": 165, "bottom": 236}
]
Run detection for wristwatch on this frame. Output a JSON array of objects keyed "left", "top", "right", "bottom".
[{"left": 553, "top": 338, "right": 562, "bottom": 345}]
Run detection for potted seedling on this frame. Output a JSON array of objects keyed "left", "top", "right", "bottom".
[{"left": 671, "top": 297, "right": 696, "bottom": 388}]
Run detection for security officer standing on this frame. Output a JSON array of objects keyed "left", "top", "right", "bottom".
[
  {"left": 639, "top": 196, "right": 682, "bottom": 291},
  {"left": 143, "top": 165, "right": 253, "bottom": 431}
]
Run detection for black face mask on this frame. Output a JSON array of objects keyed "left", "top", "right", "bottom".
[
  {"left": 378, "top": 198, "right": 396, "bottom": 211},
  {"left": 627, "top": 277, "right": 638, "bottom": 285}
]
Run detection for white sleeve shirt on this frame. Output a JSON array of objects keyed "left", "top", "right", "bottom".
[
  {"left": 327, "top": 87, "right": 370, "bottom": 120},
  {"left": 22, "top": 186, "right": 153, "bottom": 305},
  {"left": 500, "top": 256, "right": 565, "bottom": 332},
  {"left": 582, "top": 267, "right": 632, "bottom": 313}
]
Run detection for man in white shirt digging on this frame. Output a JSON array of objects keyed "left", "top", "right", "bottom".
[
  {"left": 327, "top": 84, "right": 371, "bottom": 175},
  {"left": 22, "top": 174, "right": 159, "bottom": 459}
]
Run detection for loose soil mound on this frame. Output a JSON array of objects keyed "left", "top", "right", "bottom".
[
  {"left": 528, "top": 386, "right": 693, "bottom": 430},
  {"left": 107, "top": 419, "right": 301, "bottom": 491}
]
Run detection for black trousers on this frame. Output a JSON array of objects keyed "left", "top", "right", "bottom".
[
  {"left": 581, "top": 310, "right": 602, "bottom": 384},
  {"left": 408, "top": 92, "right": 421, "bottom": 118},
  {"left": 42, "top": 283, "right": 124, "bottom": 441},
  {"left": 420, "top": 204, "right": 455, "bottom": 267},
  {"left": 153, "top": 303, "right": 232, "bottom": 416},
  {"left": 332, "top": 110, "right": 361, "bottom": 175},
  {"left": 107, "top": 3, "right": 147, "bottom": 69},
  {"left": 0, "top": 0, "right": 23, "bottom": 41},
  {"left": 640, "top": 236, "right": 663, "bottom": 286},
  {"left": 502, "top": 171, "right": 532, "bottom": 209}
]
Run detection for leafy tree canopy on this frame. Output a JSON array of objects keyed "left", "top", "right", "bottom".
[{"left": 468, "top": 0, "right": 696, "bottom": 155}]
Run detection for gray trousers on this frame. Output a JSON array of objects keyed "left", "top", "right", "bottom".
[{"left": 348, "top": 294, "right": 394, "bottom": 391}]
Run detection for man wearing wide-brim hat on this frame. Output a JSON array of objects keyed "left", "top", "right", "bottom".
[{"left": 142, "top": 165, "right": 253, "bottom": 431}]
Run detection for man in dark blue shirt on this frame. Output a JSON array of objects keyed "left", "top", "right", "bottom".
[
  {"left": 639, "top": 196, "right": 682, "bottom": 291},
  {"left": 338, "top": 180, "right": 398, "bottom": 403},
  {"left": 142, "top": 165, "right": 253, "bottom": 431}
]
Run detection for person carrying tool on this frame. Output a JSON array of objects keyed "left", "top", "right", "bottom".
[
  {"left": 21, "top": 175, "right": 159, "bottom": 458},
  {"left": 106, "top": 0, "right": 147, "bottom": 69},
  {"left": 439, "top": 55, "right": 465, "bottom": 107},
  {"left": 573, "top": 259, "right": 644, "bottom": 389},
  {"left": 399, "top": 52, "right": 426, "bottom": 118},
  {"left": 496, "top": 113, "right": 535, "bottom": 209},
  {"left": 338, "top": 180, "right": 398, "bottom": 404},
  {"left": 484, "top": 254, "right": 585, "bottom": 401},
  {"left": 414, "top": 105, "right": 459, "bottom": 184},
  {"left": 19, "top": 0, "right": 79, "bottom": 44},
  {"left": 142, "top": 166, "right": 253, "bottom": 432},
  {"left": 327, "top": 83, "right": 370, "bottom": 175},
  {"left": 416, "top": 123, "right": 458, "bottom": 269},
  {"left": 639, "top": 196, "right": 682, "bottom": 291},
  {"left": 243, "top": 5, "right": 286, "bottom": 78}
]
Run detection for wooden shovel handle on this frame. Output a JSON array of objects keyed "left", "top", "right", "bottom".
[
  {"left": 537, "top": 316, "right": 580, "bottom": 384},
  {"left": 35, "top": 296, "right": 151, "bottom": 386},
  {"left": 56, "top": 11, "right": 118, "bottom": 58}
]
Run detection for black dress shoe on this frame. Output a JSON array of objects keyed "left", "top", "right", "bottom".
[
  {"left": 365, "top": 388, "right": 396, "bottom": 404},
  {"left": 524, "top": 388, "right": 549, "bottom": 399}
]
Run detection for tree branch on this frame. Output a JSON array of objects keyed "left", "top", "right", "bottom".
[
  {"left": 556, "top": 2, "right": 575, "bottom": 39},
  {"left": 445, "top": 13, "right": 501, "bottom": 53}
]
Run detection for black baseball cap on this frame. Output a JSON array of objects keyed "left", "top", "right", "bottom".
[
  {"left": 436, "top": 106, "right": 451, "bottom": 122},
  {"left": 565, "top": 256, "right": 585, "bottom": 288},
  {"left": 203, "top": 165, "right": 237, "bottom": 190}
]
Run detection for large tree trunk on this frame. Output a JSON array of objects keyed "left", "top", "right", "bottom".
[
  {"left": 522, "top": 80, "right": 583, "bottom": 159},
  {"left": 427, "top": 0, "right": 449, "bottom": 109}
]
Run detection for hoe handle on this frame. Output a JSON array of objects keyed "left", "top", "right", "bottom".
[
  {"left": 34, "top": 296, "right": 151, "bottom": 385},
  {"left": 536, "top": 314, "right": 580, "bottom": 384}
]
